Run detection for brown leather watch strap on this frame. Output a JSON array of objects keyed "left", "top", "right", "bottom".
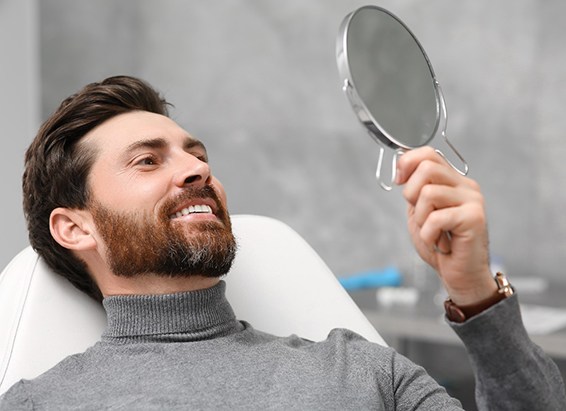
[{"left": 444, "top": 272, "right": 513, "bottom": 323}]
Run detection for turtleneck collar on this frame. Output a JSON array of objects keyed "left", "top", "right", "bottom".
[{"left": 101, "top": 281, "right": 243, "bottom": 343}]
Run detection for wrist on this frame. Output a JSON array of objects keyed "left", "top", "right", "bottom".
[
  {"left": 444, "top": 271, "right": 498, "bottom": 306},
  {"left": 444, "top": 272, "right": 514, "bottom": 323}
]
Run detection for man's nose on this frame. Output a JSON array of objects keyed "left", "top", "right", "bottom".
[{"left": 173, "top": 154, "right": 211, "bottom": 187}]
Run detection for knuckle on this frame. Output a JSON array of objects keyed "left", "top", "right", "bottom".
[
  {"left": 466, "top": 203, "right": 487, "bottom": 226},
  {"left": 421, "top": 159, "right": 435, "bottom": 171},
  {"left": 465, "top": 178, "right": 481, "bottom": 192},
  {"left": 419, "top": 184, "right": 436, "bottom": 202},
  {"left": 420, "top": 146, "right": 437, "bottom": 157},
  {"left": 402, "top": 185, "right": 415, "bottom": 203}
]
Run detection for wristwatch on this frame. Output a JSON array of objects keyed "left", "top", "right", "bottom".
[{"left": 444, "top": 272, "right": 514, "bottom": 323}]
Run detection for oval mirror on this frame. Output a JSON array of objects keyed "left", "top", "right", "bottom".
[{"left": 336, "top": 5, "right": 468, "bottom": 190}]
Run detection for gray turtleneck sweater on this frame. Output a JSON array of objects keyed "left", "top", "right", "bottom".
[{"left": 1, "top": 281, "right": 564, "bottom": 410}]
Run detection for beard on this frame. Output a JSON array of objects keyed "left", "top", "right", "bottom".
[{"left": 90, "top": 185, "right": 237, "bottom": 279}]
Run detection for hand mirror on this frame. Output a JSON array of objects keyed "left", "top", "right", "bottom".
[{"left": 336, "top": 5, "right": 468, "bottom": 190}]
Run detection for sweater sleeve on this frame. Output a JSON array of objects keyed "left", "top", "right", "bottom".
[
  {"left": 388, "top": 349, "right": 465, "bottom": 410},
  {"left": 449, "top": 294, "right": 566, "bottom": 411},
  {"left": 0, "top": 381, "right": 33, "bottom": 410}
]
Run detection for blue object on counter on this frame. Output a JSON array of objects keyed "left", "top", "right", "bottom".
[{"left": 338, "top": 267, "right": 402, "bottom": 290}]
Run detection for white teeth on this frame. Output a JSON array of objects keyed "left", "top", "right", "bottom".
[{"left": 171, "top": 205, "right": 213, "bottom": 219}]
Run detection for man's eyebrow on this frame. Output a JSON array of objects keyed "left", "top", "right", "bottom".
[
  {"left": 183, "top": 138, "right": 207, "bottom": 152},
  {"left": 124, "top": 138, "right": 167, "bottom": 154},
  {"left": 123, "top": 136, "right": 207, "bottom": 156}
]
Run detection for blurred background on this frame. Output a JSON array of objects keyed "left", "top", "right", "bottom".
[
  {"left": 2, "top": 1, "right": 566, "bottom": 408},
  {"left": 4, "top": 0, "right": 566, "bottom": 282}
]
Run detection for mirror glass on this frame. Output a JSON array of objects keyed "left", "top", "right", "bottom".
[{"left": 345, "top": 7, "right": 438, "bottom": 148}]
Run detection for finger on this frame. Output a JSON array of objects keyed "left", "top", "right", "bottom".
[
  {"left": 411, "top": 184, "right": 461, "bottom": 229},
  {"left": 418, "top": 208, "right": 455, "bottom": 253},
  {"left": 419, "top": 202, "right": 486, "bottom": 251},
  {"left": 411, "top": 183, "right": 482, "bottom": 228},
  {"left": 396, "top": 147, "right": 446, "bottom": 185},
  {"left": 402, "top": 159, "right": 461, "bottom": 207},
  {"left": 434, "top": 231, "right": 452, "bottom": 255}
]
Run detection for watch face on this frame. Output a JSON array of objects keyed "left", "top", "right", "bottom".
[{"left": 495, "top": 272, "right": 514, "bottom": 297}]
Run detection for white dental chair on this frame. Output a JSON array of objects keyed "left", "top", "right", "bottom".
[{"left": 0, "top": 214, "right": 385, "bottom": 394}]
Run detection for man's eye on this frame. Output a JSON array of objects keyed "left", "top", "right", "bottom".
[
  {"left": 136, "top": 156, "right": 158, "bottom": 166},
  {"left": 188, "top": 151, "right": 208, "bottom": 163}
]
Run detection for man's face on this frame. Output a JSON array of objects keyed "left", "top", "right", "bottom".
[{"left": 81, "top": 110, "right": 236, "bottom": 278}]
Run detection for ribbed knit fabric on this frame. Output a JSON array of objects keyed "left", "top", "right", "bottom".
[
  {"left": 102, "top": 281, "right": 243, "bottom": 342},
  {"left": 1, "top": 282, "right": 565, "bottom": 410}
]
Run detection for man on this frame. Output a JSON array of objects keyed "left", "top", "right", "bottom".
[{"left": 1, "top": 75, "right": 564, "bottom": 410}]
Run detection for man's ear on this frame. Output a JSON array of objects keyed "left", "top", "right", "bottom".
[{"left": 50, "top": 207, "right": 97, "bottom": 251}]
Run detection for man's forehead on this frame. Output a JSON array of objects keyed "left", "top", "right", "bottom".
[{"left": 82, "top": 111, "right": 205, "bottom": 153}]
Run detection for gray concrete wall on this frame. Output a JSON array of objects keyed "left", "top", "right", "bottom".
[
  {"left": 0, "top": 0, "right": 39, "bottom": 269},
  {"left": 28, "top": 0, "right": 566, "bottom": 282}
]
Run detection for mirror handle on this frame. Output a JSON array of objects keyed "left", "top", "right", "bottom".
[
  {"left": 435, "top": 130, "right": 469, "bottom": 176},
  {"left": 435, "top": 82, "right": 469, "bottom": 176},
  {"left": 375, "top": 145, "right": 404, "bottom": 191}
]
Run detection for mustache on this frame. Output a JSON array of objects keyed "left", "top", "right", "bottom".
[{"left": 160, "top": 185, "right": 224, "bottom": 219}]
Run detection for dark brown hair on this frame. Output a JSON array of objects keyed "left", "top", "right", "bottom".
[{"left": 23, "top": 75, "right": 171, "bottom": 302}]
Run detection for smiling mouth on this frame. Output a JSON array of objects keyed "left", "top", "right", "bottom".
[{"left": 169, "top": 204, "right": 213, "bottom": 219}]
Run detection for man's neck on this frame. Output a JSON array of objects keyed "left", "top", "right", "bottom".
[{"left": 99, "top": 275, "right": 221, "bottom": 297}]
